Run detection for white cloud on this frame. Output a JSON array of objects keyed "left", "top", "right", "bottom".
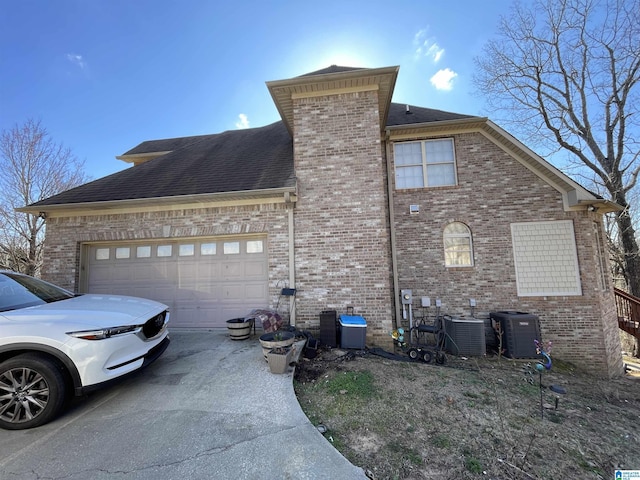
[
  {"left": 430, "top": 68, "right": 458, "bottom": 91},
  {"left": 426, "top": 44, "right": 444, "bottom": 63},
  {"left": 235, "top": 113, "right": 250, "bottom": 129},
  {"left": 66, "top": 53, "right": 86, "bottom": 69},
  {"left": 413, "top": 29, "right": 445, "bottom": 63}
]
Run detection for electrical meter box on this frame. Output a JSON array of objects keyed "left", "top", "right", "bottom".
[
  {"left": 338, "top": 315, "right": 367, "bottom": 349},
  {"left": 400, "top": 289, "right": 413, "bottom": 304}
]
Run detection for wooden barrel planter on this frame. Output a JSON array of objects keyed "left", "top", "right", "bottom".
[
  {"left": 226, "top": 318, "right": 254, "bottom": 341},
  {"left": 259, "top": 331, "right": 295, "bottom": 359}
]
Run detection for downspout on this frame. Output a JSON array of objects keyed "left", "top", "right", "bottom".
[
  {"left": 384, "top": 133, "right": 401, "bottom": 329},
  {"left": 285, "top": 192, "right": 296, "bottom": 326}
]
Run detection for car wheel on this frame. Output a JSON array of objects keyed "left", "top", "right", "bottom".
[{"left": 0, "top": 354, "right": 67, "bottom": 430}]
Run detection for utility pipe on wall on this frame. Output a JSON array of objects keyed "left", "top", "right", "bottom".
[
  {"left": 286, "top": 193, "right": 296, "bottom": 326},
  {"left": 384, "top": 134, "right": 401, "bottom": 329}
]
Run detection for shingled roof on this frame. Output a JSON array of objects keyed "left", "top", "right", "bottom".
[
  {"left": 31, "top": 120, "right": 295, "bottom": 207},
  {"left": 298, "top": 65, "right": 365, "bottom": 77},
  {"left": 26, "top": 102, "right": 476, "bottom": 209},
  {"left": 387, "top": 103, "right": 475, "bottom": 126}
]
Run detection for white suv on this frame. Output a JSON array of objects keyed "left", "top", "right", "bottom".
[{"left": 0, "top": 271, "right": 170, "bottom": 429}]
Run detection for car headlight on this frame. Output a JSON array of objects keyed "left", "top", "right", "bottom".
[{"left": 67, "top": 325, "right": 142, "bottom": 340}]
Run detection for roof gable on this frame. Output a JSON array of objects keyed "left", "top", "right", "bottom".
[
  {"left": 122, "top": 134, "right": 215, "bottom": 156},
  {"left": 298, "top": 65, "right": 365, "bottom": 77},
  {"left": 267, "top": 65, "right": 399, "bottom": 135}
]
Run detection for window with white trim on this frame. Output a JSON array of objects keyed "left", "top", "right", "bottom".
[
  {"left": 95, "top": 248, "right": 110, "bottom": 260},
  {"left": 443, "top": 222, "right": 473, "bottom": 267},
  {"left": 224, "top": 241, "right": 240, "bottom": 254},
  {"left": 247, "top": 240, "right": 264, "bottom": 253},
  {"left": 394, "top": 138, "right": 457, "bottom": 189},
  {"left": 179, "top": 244, "right": 195, "bottom": 256},
  {"left": 201, "top": 243, "right": 216, "bottom": 255},
  {"left": 115, "top": 247, "right": 130, "bottom": 259}
]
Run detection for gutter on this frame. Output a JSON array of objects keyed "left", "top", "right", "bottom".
[
  {"left": 17, "top": 187, "right": 298, "bottom": 216},
  {"left": 385, "top": 116, "right": 488, "bottom": 134},
  {"left": 286, "top": 192, "right": 296, "bottom": 326},
  {"left": 384, "top": 135, "right": 401, "bottom": 329}
]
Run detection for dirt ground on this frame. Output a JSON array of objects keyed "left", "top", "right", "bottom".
[{"left": 293, "top": 345, "right": 640, "bottom": 480}]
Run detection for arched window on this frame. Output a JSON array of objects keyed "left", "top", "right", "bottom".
[{"left": 443, "top": 222, "right": 473, "bottom": 267}]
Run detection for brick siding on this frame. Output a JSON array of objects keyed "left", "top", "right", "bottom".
[
  {"left": 39, "top": 87, "right": 623, "bottom": 376},
  {"left": 390, "top": 132, "right": 622, "bottom": 376},
  {"left": 291, "top": 91, "right": 395, "bottom": 346},
  {"left": 41, "top": 203, "right": 292, "bottom": 309}
]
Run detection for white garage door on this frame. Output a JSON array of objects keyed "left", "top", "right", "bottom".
[{"left": 86, "top": 237, "right": 268, "bottom": 328}]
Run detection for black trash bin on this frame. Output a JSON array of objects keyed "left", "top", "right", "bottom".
[{"left": 319, "top": 310, "right": 337, "bottom": 348}]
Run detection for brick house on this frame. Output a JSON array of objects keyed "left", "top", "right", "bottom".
[{"left": 22, "top": 65, "right": 624, "bottom": 376}]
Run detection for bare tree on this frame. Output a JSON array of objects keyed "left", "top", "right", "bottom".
[
  {"left": 0, "top": 119, "right": 88, "bottom": 275},
  {"left": 474, "top": 0, "right": 640, "bottom": 295}
]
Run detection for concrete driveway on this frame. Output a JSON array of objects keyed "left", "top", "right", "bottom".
[{"left": 0, "top": 331, "right": 367, "bottom": 479}]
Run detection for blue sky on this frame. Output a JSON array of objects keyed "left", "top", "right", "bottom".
[{"left": 1, "top": 0, "right": 513, "bottom": 180}]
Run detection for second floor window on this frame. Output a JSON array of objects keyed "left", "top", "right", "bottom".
[{"left": 394, "top": 138, "right": 456, "bottom": 189}]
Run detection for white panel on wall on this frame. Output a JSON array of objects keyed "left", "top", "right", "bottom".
[{"left": 511, "top": 220, "right": 582, "bottom": 296}]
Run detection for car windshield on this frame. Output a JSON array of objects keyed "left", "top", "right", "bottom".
[{"left": 0, "top": 273, "right": 75, "bottom": 312}]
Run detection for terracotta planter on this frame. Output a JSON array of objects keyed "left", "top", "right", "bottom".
[
  {"left": 266, "top": 347, "right": 293, "bottom": 374},
  {"left": 259, "top": 331, "right": 296, "bottom": 359},
  {"left": 226, "top": 318, "right": 253, "bottom": 341}
]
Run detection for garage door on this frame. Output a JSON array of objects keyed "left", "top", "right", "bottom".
[{"left": 86, "top": 237, "right": 268, "bottom": 328}]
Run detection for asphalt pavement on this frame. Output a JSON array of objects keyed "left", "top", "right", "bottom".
[{"left": 0, "top": 330, "right": 368, "bottom": 479}]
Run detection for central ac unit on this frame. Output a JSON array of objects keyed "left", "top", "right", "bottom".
[
  {"left": 444, "top": 317, "right": 486, "bottom": 356},
  {"left": 490, "top": 311, "right": 541, "bottom": 359}
]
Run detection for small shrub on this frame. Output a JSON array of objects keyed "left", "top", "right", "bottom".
[
  {"left": 432, "top": 434, "right": 451, "bottom": 449},
  {"left": 465, "top": 456, "right": 483, "bottom": 474},
  {"left": 387, "top": 442, "right": 423, "bottom": 466}
]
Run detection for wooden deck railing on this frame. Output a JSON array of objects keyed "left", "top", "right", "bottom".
[{"left": 614, "top": 287, "right": 640, "bottom": 339}]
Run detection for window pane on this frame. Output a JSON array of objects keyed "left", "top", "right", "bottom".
[
  {"left": 394, "top": 142, "right": 422, "bottom": 166},
  {"left": 445, "top": 251, "right": 471, "bottom": 266},
  {"left": 115, "top": 247, "right": 130, "bottom": 259},
  {"left": 444, "top": 223, "right": 468, "bottom": 235},
  {"left": 137, "top": 246, "right": 151, "bottom": 258},
  {"left": 426, "top": 164, "right": 455, "bottom": 186},
  {"left": 247, "top": 240, "right": 263, "bottom": 253},
  {"left": 444, "top": 237, "right": 470, "bottom": 250},
  {"left": 396, "top": 166, "right": 424, "bottom": 189},
  {"left": 425, "top": 139, "right": 454, "bottom": 163},
  {"left": 201, "top": 243, "right": 216, "bottom": 255},
  {"left": 157, "top": 245, "right": 172, "bottom": 257},
  {"left": 179, "top": 244, "right": 195, "bottom": 256},
  {"left": 96, "top": 248, "right": 110, "bottom": 260},
  {"left": 224, "top": 241, "right": 240, "bottom": 254}
]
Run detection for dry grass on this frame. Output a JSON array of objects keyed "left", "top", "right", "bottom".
[{"left": 294, "top": 348, "right": 640, "bottom": 480}]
